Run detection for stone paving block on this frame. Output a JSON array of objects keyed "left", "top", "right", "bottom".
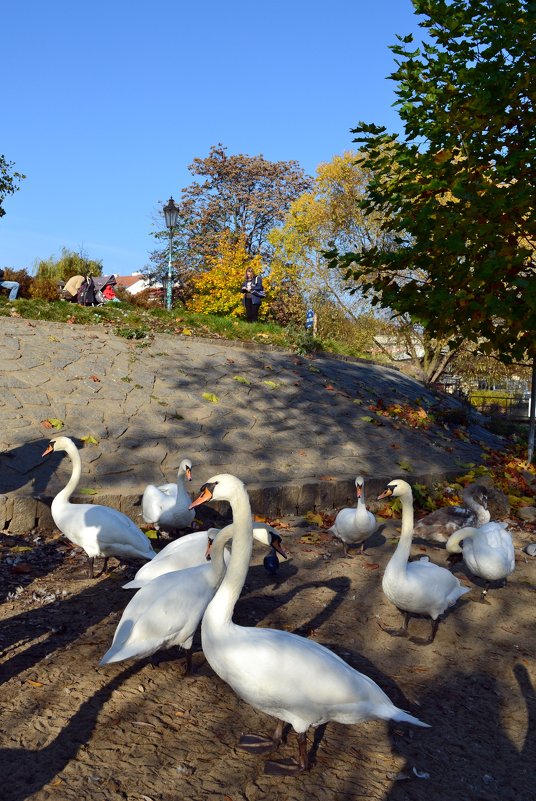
[
  {"left": 120, "top": 493, "right": 143, "bottom": 522},
  {"left": 36, "top": 499, "right": 55, "bottom": 530},
  {"left": 10, "top": 496, "right": 38, "bottom": 533},
  {"left": 0, "top": 494, "right": 13, "bottom": 529}
]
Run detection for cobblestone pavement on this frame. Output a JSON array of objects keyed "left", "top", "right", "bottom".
[{"left": 0, "top": 317, "right": 504, "bottom": 532}]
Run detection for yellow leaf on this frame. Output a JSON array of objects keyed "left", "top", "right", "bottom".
[
  {"left": 234, "top": 375, "right": 251, "bottom": 385},
  {"left": 27, "top": 680, "right": 45, "bottom": 687},
  {"left": 145, "top": 529, "right": 158, "bottom": 540},
  {"left": 262, "top": 380, "right": 279, "bottom": 389},
  {"left": 80, "top": 434, "right": 99, "bottom": 445},
  {"left": 10, "top": 545, "right": 33, "bottom": 553},
  {"left": 78, "top": 488, "right": 98, "bottom": 495},
  {"left": 304, "top": 511, "right": 323, "bottom": 526},
  {"left": 202, "top": 392, "right": 219, "bottom": 403},
  {"left": 42, "top": 417, "right": 64, "bottom": 430},
  {"left": 181, "top": 328, "right": 193, "bottom": 336}
]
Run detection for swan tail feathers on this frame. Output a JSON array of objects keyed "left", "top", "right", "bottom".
[{"left": 391, "top": 708, "right": 430, "bottom": 728}]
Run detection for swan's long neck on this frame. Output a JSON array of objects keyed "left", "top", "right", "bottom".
[
  {"left": 55, "top": 443, "right": 82, "bottom": 504},
  {"left": 388, "top": 490, "right": 414, "bottom": 572},
  {"left": 446, "top": 527, "right": 476, "bottom": 554},
  {"left": 204, "top": 488, "right": 253, "bottom": 627},
  {"left": 209, "top": 524, "right": 236, "bottom": 584}
]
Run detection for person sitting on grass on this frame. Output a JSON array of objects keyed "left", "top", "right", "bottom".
[{"left": 0, "top": 268, "right": 20, "bottom": 301}]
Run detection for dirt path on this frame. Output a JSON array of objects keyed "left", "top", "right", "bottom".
[{"left": 1, "top": 511, "right": 535, "bottom": 801}]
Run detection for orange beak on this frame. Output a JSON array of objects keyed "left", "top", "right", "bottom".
[
  {"left": 42, "top": 443, "right": 54, "bottom": 457},
  {"left": 377, "top": 487, "right": 393, "bottom": 501},
  {"left": 189, "top": 485, "right": 214, "bottom": 509}
]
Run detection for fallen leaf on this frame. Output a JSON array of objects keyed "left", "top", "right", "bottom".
[
  {"left": 233, "top": 375, "right": 251, "bottom": 385},
  {"left": 78, "top": 488, "right": 98, "bottom": 495},
  {"left": 27, "top": 680, "right": 45, "bottom": 687},
  {"left": 363, "top": 562, "right": 380, "bottom": 569},
  {"left": 10, "top": 545, "right": 33, "bottom": 553},
  {"left": 262, "top": 380, "right": 279, "bottom": 389},
  {"left": 304, "top": 511, "right": 323, "bottom": 526},
  {"left": 145, "top": 529, "right": 158, "bottom": 540},
  {"left": 201, "top": 392, "right": 219, "bottom": 403},
  {"left": 89, "top": 374, "right": 101, "bottom": 382},
  {"left": 398, "top": 460, "right": 412, "bottom": 472},
  {"left": 41, "top": 418, "right": 64, "bottom": 430},
  {"left": 80, "top": 434, "right": 99, "bottom": 445}
]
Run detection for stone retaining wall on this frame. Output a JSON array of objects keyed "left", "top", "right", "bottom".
[{"left": 0, "top": 471, "right": 461, "bottom": 534}]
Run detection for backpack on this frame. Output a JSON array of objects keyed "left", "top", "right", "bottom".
[{"left": 76, "top": 277, "right": 97, "bottom": 306}]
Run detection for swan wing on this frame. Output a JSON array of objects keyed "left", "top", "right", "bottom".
[
  {"left": 202, "top": 624, "right": 426, "bottom": 730},
  {"left": 141, "top": 484, "right": 175, "bottom": 523},
  {"left": 124, "top": 531, "right": 213, "bottom": 588},
  {"left": 383, "top": 559, "right": 469, "bottom": 618},
  {"left": 464, "top": 524, "right": 515, "bottom": 579},
  {"left": 102, "top": 565, "right": 216, "bottom": 664},
  {"left": 52, "top": 503, "right": 155, "bottom": 560}
]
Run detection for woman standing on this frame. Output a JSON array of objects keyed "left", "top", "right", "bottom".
[{"left": 241, "top": 267, "right": 265, "bottom": 322}]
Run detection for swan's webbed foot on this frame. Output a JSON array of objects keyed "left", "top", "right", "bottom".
[
  {"left": 379, "top": 624, "right": 410, "bottom": 638},
  {"left": 238, "top": 734, "right": 278, "bottom": 755},
  {"left": 238, "top": 720, "right": 284, "bottom": 755},
  {"left": 94, "top": 557, "right": 110, "bottom": 578},
  {"left": 343, "top": 544, "right": 354, "bottom": 559},
  {"left": 378, "top": 610, "right": 411, "bottom": 638},
  {"left": 264, "top": 758, "right": 305, "bottom": 775},
  {"left": 409, "top": 617, "right": 440, "bottom": 646},
  {"left": 264, "top": 730, "right": 309, "bottom": 775}
]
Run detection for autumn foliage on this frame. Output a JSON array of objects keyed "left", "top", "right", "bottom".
[{"left": 188, "top": 234, "right": 265, "bottom": 318}]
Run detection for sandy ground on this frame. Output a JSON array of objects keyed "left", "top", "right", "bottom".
[{"left": 1, "top": 504, "right": 535, "bottom": 801}]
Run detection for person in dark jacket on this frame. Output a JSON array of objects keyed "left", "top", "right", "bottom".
[{"left": 241, "top": 267, "right": 265, "bottom": 322}]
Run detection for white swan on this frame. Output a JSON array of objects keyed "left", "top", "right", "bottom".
[
  {"left": 190, "top": 474, "right": 429, "bottom": 775},
  {"left": 141, "top": 458, "right": 195, "bottom": 532},
  {"left": 446, "top": 521, "right": 515, "bottom": 596},
  {"left": 101, "top": 522, "right": 279, "bottom": 674},
  {"left": 123, "top": 522, "right": 286, "bottom": 589},
  {"left": 329, "top": 476, "right": 377, "bottom": 555},
  {"left": 42, "top": 437, "right": 155, "bottom": 578},
  {"left": 377, "top": 479, "right": 470, "bottom": 644},
  {"left": 413, "top": 483, "right": 490, "bottom": 543}
]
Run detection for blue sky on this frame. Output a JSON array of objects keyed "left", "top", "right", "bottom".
[{"left": 2, "top": 0, "right": 423, "bottom": 276}]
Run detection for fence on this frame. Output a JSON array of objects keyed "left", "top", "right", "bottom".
[{"left": 469, "top": 394, "right": 531, "bottom": 421}]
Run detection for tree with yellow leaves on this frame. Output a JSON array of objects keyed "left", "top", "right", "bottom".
[{"left": 189, "top": 233, "right": 264, "bottom": 318}]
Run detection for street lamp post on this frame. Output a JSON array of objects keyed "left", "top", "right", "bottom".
[{"left": 163, "top": 196, "right": 179, "bottom": 311}]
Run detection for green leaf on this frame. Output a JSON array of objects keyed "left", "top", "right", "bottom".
[
  {"left": 145, "top": 529, "right": 158, "bottom": 540},
  {"left": 80, "top": 434, "right": 99, "bottom": 445},
  {"left": 360, "top": 415, "right": 375, "bottom": 423},
  {"left": 233, "top": 375, "right": 251, "bottom": 385},
  {"left": 45, "top": 418, "right": 64, "bottom": 430},
  {"left": 398, "top": 460, "right": 412, "bottom": 472},
  {"left": 262, "top": 380, "right": 280, "bottom": 389},
  {"left": 202, "top": 392, "right": 219, "bottom": 403},
  {"left": 78, "top": 488, "right": 98, "bottom": 495}
]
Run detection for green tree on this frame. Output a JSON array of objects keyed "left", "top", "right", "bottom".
[
  {"left": 0, "top": 154, "right": 24, "bottom": 217},
  {"left": 31, "top": 248, "right": 103, "bottom": 299},
  {"left": 329, "top": 0, "right": 535, "bottom": 367}
]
